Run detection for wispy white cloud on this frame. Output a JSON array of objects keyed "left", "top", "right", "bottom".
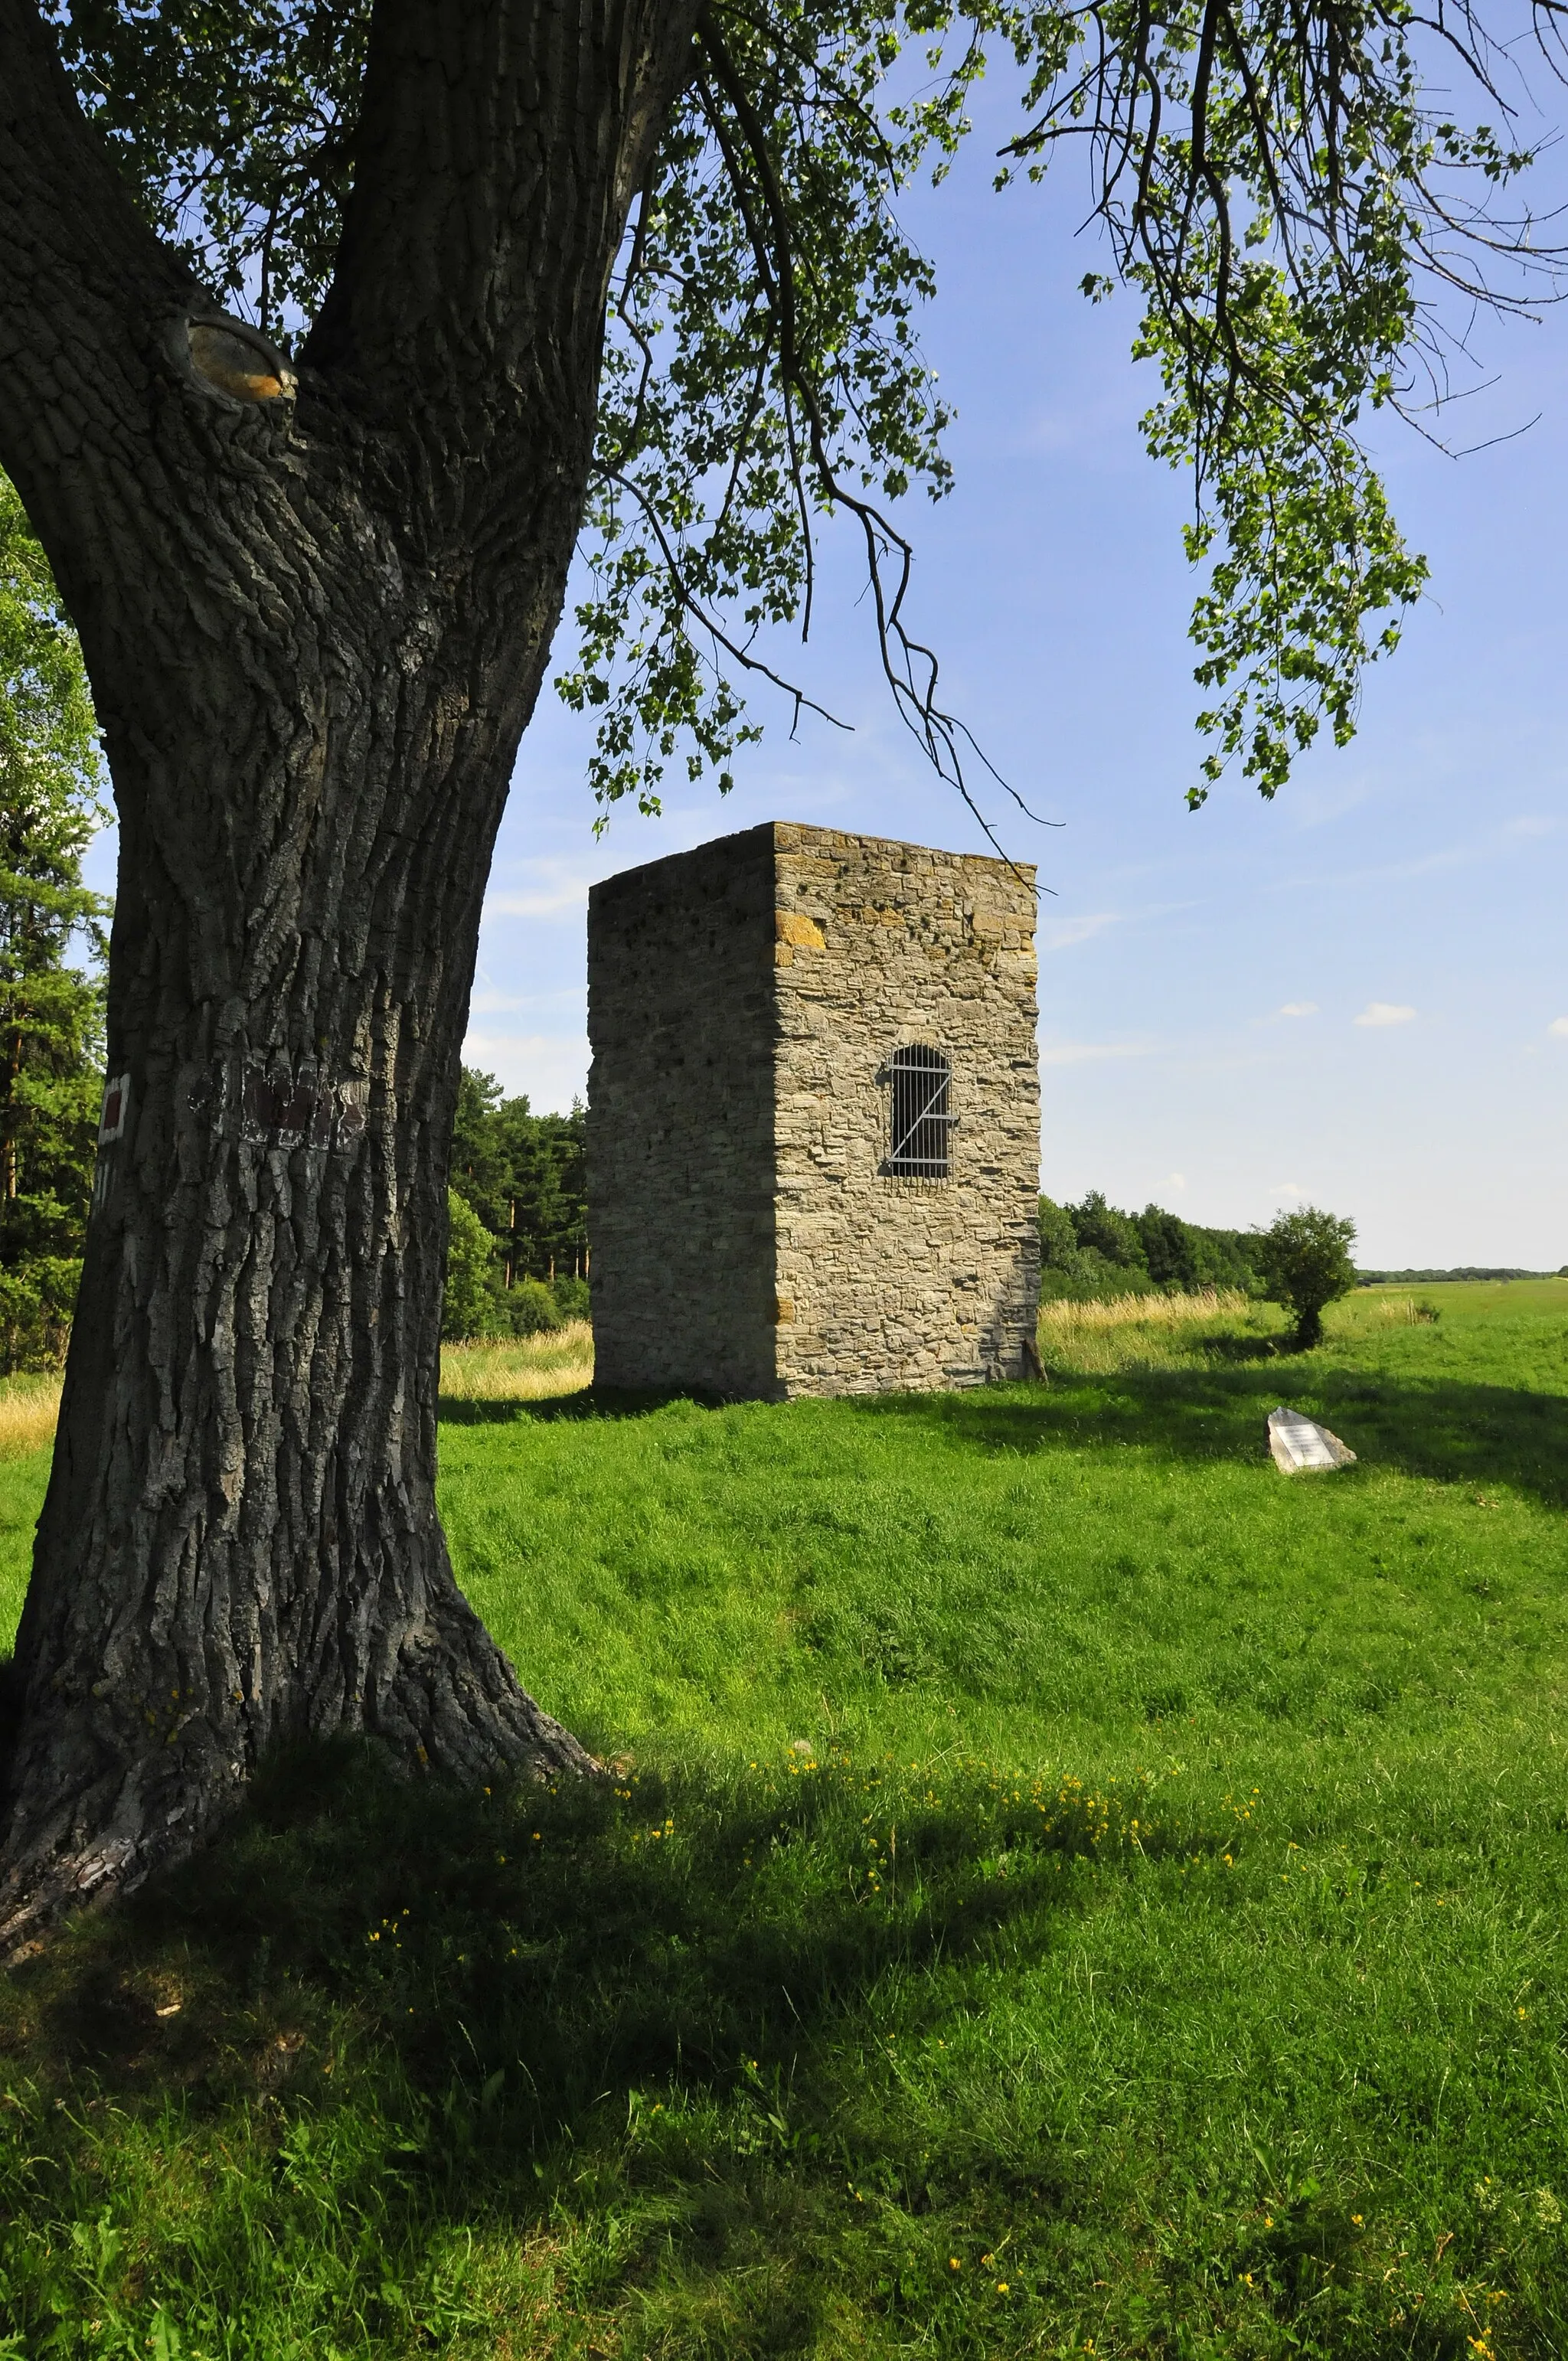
[
  {"left": 1272, "top": 1182, "right": 1306, "bottom": 1200},
  {"left": 1037, "top": 1040, "right": 1152, "bottom": 1067},
  {"left": 482, "top": 859, "right": 597, "bottom": 921},
  {"left": 1277, "top": 1001, "right": 1318, "bottom": 1018},
  {"left": 1042, "top": 911, "right": 1120, "bottom": 952},
  {"left": 1167, "top": 1171, "right": 1187, "bottom": 1191},
  {"left": 1287, "top": 777, "right": 1378, "bottom": 832},
  {"left": 485, "top": 883, "right": 593, "bottom": 919},
  {"left": 1278, "top": 810, "right": 1564, "bottom": 900},
  {"left": 1353, "top": 1001, "right": 1416, "bottom": 1028},
  {"left": 1549, "top": 1017, "right": 1568, "bottom": 1038},
  {"left": 1282, "top": 844, "right": 1465, "bottom": 896},
  {"left": 469, "top": 988, "right": 584, "bottom": 1017}
]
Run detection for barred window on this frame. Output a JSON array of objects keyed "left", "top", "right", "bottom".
[{"left": 884, "top": 1044, "right": 955, "bottom": 1178}]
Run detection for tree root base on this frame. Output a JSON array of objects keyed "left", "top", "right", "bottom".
[{"left": 0, "top": 1658, "right": 596, "bottom": 1964}]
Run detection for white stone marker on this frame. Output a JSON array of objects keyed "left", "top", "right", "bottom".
[{"left": 1267, "top": 1406, "right": 1357, "bottom": 1474}]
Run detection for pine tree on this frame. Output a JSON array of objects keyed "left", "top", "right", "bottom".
[
  {"left": 0, "top": 475, "right": 109, "bottom": 1370},
  {"left": 449, "top": 1069, "right": 589, "bottom": 1318}
]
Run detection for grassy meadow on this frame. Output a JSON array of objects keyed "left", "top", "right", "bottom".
[{"left": 0, "top": 1282, "right": 1564, "bottom": 2356}]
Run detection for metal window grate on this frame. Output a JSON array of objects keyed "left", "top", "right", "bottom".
[{"left": 884, "top": 1043, "right": 955, "bottom": 1177}]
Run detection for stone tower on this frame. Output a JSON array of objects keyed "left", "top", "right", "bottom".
[{"left": 586, "top": 821, "right": 1040, "bottom": 1398}]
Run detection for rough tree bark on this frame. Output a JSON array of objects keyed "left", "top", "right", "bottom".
[{"left": 0, "top": 0, "right": 702, "bottom": 1947}]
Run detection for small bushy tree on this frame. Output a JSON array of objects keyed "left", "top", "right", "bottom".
[
  {"left": 440, "top": 1191, "right": 498, "bottom": 1344},
  {"left": 1256, "top": 1206, "right": 1358, "bottom": 1347},
  {"left": 1134, "top": 1204, "right": 1197, "bottom": 1290},
  {"left": 506, "top": 1279, "right": 565, "bottom": 1339}
]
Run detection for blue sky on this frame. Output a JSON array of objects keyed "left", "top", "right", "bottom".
[{"left": 472, "top": 100, "right": 1568, "bottom": 1272}]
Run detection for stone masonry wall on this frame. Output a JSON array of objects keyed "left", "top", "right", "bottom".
[
  {"left": 771, "top": 825, "right": 1039, "bottom": 1394},
  {"left": 586, "top": 821, "right": 1040, "bottom": 1399},
  {"left": 586, "top": 828, "right": 778, "bottom": 1396}
]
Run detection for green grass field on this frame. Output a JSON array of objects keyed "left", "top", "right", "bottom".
[{"left": 0, "top": 1282, "right": 1565, "bottom": 2356}]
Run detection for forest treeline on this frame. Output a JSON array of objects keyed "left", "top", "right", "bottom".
[
  {"left": 1038, "top": 1200, "right": 1568, "bottom": 1302},
  {"left": 1355, "top": 1266, "right": 1565, "bottom": 1284},
  {"left": 1039, "top": 1190, "right": 1261, "bottom": 1302},
  {"left": 443, "top": 1068, "right": 589, "bottom": 1342}
]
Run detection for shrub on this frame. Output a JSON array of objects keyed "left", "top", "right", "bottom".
[
  {"left": 1038, "top": 1193, "right": 1076, "bottom": 1266},
  {"left": 1255, "top": 1205, "right": 1357, "bottom": 1347},
  {"left": 442, "top": 1190, "right": 498, "bottom": 1341},
  {"left": 1039, "top": 1251, "right": 1158, "bottom": 1306},
  {"left": 503, "top": 1278, "right": 563, "bottom": 1338},
  {"left": 552, "top": 1273, "right": 591, "bottom": 1321}
]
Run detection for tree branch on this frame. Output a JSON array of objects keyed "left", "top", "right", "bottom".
[
  {"left": 0, "top": 0, "right": 201, "bottom": 608},
  {"left": 695, "top": 7, "right": 1049, "bottom": 864},
  {"left": 302, "top": 0, "right": 702, "bottom": 466}
]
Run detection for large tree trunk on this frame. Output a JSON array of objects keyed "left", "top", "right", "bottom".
[
  {"left": 0, "top": 605, "right": 592, "bottom": 1943},
  {"left": 0, "top": 0, "right": 701, "bottom": 1945}
]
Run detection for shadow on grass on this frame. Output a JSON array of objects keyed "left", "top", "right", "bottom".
[
  {"left": 857, "top": 1363, "right": 1568, "bottom": 1512},
  {"left": 14, "top": 1742, "right": 1112, "bottom": 2095},
  {"left": 433, "top": 1355, "right": 1568, "bottom": 1514},
  {"left": 0, "top": 1744, "right": 1165, "bottom": 2353},
  {"left": 437, "top": 1383, "right": 730, "bottom": 1426},
  {"left": 1197, "top": 1330, "right": 1292, "bottom": 1364},
  {"left": 0, "top": 1760, "right": 1530, "bottom": 2355}
]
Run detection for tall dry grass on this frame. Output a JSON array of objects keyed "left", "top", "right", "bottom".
[
  {"left": 1371, "top": 1295, "right": 1440, "bottom": 1325},
  {"left": 1040, "top": 1287, "right": 1249, "bottom": 1338},
  {"left": 439, "top": 1320, "right": 594, "bottom": 1402},
  {"left": 0, "top": 1374, "right": 64, "bottom": 1461},
  {"left": 1037, "top": 1288, "right": 1257, "bottom": 1375}
]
